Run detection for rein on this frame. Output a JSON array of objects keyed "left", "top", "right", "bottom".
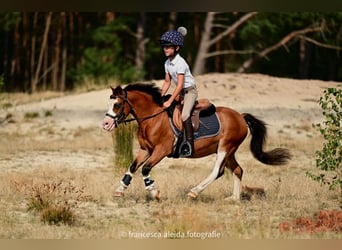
[{"left": 123, "top": 108, "right": 167, "bottom": 124}]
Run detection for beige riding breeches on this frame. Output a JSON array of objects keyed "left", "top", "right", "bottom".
[{"left": 180, "top": 85, "right": 198, "bottom": 121}]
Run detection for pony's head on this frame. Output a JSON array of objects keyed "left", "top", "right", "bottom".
[
  {"left": 102, "top": 86, "right": 131, "bottom": 131},
  {"left": 102, "top": 83, "right": 165, "bottom": 132}
]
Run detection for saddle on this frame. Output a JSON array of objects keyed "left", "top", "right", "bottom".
[
  {"left": 164, "top": 95, "right": 219, "bottom": 158},
  {"left": 164, "top": 95, "right": 216, "bottom": 132}
]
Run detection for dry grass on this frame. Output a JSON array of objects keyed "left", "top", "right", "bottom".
[
  {"left": 0, "top": 124, "right": 341, "bottom": 239},
  {"left": 1, "top": 168, "right": 339, "bottom": 239}
]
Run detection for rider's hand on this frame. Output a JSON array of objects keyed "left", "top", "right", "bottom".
[{"left": 163, "top": 100, "right": 171, "bottom": 109}]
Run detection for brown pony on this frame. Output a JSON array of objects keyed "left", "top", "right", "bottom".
[{"left": 102, "top": 83, "right": 291, "bottom": 200}]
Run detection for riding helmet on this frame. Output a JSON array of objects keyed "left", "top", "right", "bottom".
[{"left": 159, "top": 26, "right": 187, "bottom": 47}]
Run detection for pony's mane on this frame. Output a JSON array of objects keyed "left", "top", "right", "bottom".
[{"left": 124, "top": 83, "right": 163, "bottom": 106}]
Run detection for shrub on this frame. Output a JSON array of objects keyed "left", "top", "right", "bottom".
[
  {"left": 40, "top": 206, "right": 75, "bottom": 226},
  {"left": 26, "top": 181, "right": 86, "bottom": 225},
  {"left": 24, "top": 111, "right": 39, "bottom": 119},
  {"left": 44, "top": 110, "right": 53, "bottom": 117},
  {"left": 306, "top": 87, "right": 342, "bottom": 208}
]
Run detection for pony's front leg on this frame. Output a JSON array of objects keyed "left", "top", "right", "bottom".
[
  {"left": 114, "top": 169, "right": 133, "bottom": 197},
  {"left": 143, "top": 174, "right": 160, "bottom": 200},
  {"left": 141, "top": 146, "right": 168, "bottom": 200},
  {"left": 114, "top": 149, "right": 150, "bottom": 197}
]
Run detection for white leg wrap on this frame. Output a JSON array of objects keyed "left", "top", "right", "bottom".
[
  {"left": 143, "top": 176, "right": 160, "bottom": 200},
  {"left": 121, "top": 171, "right": 133, "bottom": 188},
  {"left": 115, "top": 171, "right": 133, "bottom": 196},
  {"left": 232, "top": 173, "right": 241, "bottom": 200},
  {"left": 143, "top": 175, "right": 154, "bottom": 190}
]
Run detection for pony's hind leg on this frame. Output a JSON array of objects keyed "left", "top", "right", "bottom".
[
  {"left": 225, "top": 154, "right": 243, "bottom": 201},
  {"left": 188, "top": 151, "right": 227, "bottom": 198}
]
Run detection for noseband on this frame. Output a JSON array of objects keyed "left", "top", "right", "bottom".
[{"left": 105, "top": 89, "right": 166, "bottom": 126}]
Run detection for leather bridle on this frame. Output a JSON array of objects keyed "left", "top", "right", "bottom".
[{"left": 105, "top": 90, "right": 166, "bottom": 126}]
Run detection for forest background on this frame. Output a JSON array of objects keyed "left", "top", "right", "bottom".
[{"left": 0, "top": 12, "right": 342, "bottom": 93}]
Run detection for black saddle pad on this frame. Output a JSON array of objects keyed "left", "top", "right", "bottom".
[{"left": 194, "top": 112, "right": 221, "bottom": 140}]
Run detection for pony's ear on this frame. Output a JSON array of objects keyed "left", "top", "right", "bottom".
[
  {"left": 112, "top": 85, "right": 124, "bottom": 96},
  {"left": 110, "top": 86, "right": 122, "bottom": 93}
]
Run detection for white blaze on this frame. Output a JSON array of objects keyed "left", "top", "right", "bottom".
[{"left": 107, "top": 98, "right": 118, "bottom": 117}]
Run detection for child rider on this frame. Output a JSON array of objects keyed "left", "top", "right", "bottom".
[{"left": 159, "top": 27, "right": 198, "bottom": 157}]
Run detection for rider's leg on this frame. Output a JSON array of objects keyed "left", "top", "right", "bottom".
[
  {"left": 179, "top": 87, "right": 197, "bottom": 157},
  {"left": 180, "top": 117, "right": 194, "bottom": 157}
]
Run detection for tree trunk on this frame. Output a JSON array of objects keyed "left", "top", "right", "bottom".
[
  {"left": 68, "top": 13, "right": 76, "bottom": 73},
  {"left": 106, "top": 11, "right": 115, "bottom": 24},
  {"left": 10, "top": 17, "right": 21, "bottom": 88},
  {"left": 192, "top": 12, "right": 215, "bottom": 76},
  {"left": 76, "top": 13, "right": 84, "bottom": 66},
  {"left": 32, "top": 12, "right": 52, "bottom": 93},
  {"left": 215, "top": 38, "right": 221, "bottom": 72},
  {"left": 60, "top": 12, "right": 67, "bottom": 91},
  {"left": 3, "top": 28, "right": 9, "bottom": 91},
  {"left": 168, "top": 12, "right": 177, "bottom": 30},
  {"left": 298, "top": 38, "right": 312, "bottom": 79},
  {"left": 135, "top": 13, "right": 147, "bottom": 79},
  {"left": 52, "top": 13, "right": 62, "bottom": 91},
  {"left": 42, "top": 42, "right": 48, "bottom": 90},
  {"left": 23, "top": 12, "right": 30, "bottom": 91},
  {"left": 30, "top": 12, "right": 38, "bottom": 92}
]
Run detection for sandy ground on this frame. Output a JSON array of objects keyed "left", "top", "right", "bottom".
[{"left": 0, "top": 73, "right": 340, "bottom": 172}]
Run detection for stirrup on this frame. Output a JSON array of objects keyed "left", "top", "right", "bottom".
[{"left": 179, "top": 141, "right": 193, "bottom": 157}]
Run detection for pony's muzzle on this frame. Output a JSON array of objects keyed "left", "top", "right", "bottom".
[{"left": 102, "top": 115, "right": 117, "bottom": 132}]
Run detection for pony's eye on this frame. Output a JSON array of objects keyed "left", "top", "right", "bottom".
[{"left": 114, "top": 103, "right": 121, "bottom": 109}]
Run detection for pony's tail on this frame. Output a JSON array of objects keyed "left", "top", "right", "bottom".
[{"left": 243, "top": 113, "right": 292, "bottom": 165}]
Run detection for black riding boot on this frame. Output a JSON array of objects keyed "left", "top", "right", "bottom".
[{"left": 179, "top": 118, "right": 194, "bottom": 157}]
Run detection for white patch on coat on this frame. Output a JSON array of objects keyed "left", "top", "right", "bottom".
[{"left": 190, "top": 151, "right": 226, "bottom": 194}]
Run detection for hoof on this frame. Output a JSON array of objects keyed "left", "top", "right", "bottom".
[
  {"left": 224, "top": 195, "right": 240, "bottom": 202},
  {"left": 155, "top": 190, "right": 161, "bottom": 201},
  {"left": 187, "top": 191, "right": 198, "bottom": 199},
  {"left": 113, "top": 191, "right": 124, "bottom": 198},
  {"left": 150, "top": 189, "right": 161, "bottom": 201}
]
